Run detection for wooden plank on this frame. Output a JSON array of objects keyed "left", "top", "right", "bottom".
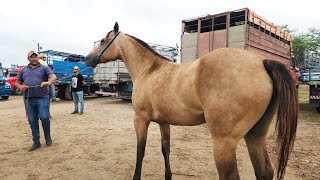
[
  {"left": 212, "top": 30, "right": 227, "bottom": 50},
  {"left": 181, "top": 33, "right": 198, "bottom": 48},
  {"left": 181, "top": 47, "right": 197, "bottom": 63},
  {"left": 198, "top": 32, "right": 210, "bottom": 57},
  {"left": 228, "top": 25, "right": 245, "bottom": 44}
]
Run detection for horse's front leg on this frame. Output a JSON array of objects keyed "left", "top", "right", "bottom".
[
  {"left": 160, "top": 124, "right": 172, "bottom": 180},
  {"left": 133, "top": 115, "right": 150, "bottom": 180}
]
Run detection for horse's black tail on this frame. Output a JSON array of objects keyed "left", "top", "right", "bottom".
[{"left": 263, "top": 60, "right": 299, "bottom": 180}]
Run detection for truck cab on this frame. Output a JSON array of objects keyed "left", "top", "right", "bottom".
[{"left": 0, "top": 63, "right": 12, "bottom": 100}]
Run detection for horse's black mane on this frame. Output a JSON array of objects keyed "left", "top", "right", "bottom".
[{"left": 126, "top": 34, "right": 171, "bottom": 61}]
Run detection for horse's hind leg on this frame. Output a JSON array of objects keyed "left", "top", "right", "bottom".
[
  {"left": 212, "top": 137, "right": 240, "bottom": 180},
  {"left": 244, "top": 108, "right": 276, "bottom": 180},
  {"left": 244, "top": 134, "right": 273, "bottom": 180},
  {"left": 160, "top": 124, "right": 172, "bottom": 180},
  {"left": 133, "top": 115, "right": 150, "bottom": 180}
]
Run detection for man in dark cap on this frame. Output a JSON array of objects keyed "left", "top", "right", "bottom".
[{"left": 15, "top": 50, "right": 57, "bottom": 151}]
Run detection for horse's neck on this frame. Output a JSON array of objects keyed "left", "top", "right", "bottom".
[{"left": 118, "top": 36, "right": 161, "bottom": 82}]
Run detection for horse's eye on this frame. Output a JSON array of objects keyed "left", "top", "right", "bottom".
[{"left": 100, "top": 39, "right": 105, "bottom": 44}]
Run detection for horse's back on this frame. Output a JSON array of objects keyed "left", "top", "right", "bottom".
[{"left": 196, "top": 48, "right": 271, "bottom": 97}]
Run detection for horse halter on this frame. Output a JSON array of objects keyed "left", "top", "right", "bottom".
[{"left": 95, "top": 31, "right": 121, "bottom": 66}]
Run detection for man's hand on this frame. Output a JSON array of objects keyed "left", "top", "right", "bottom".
[
  {"left": 19, "top": 85, "right": 29, "bottom": 91},
  {"left": 40, "top": 82, "right": 51, "bottom": 87}
]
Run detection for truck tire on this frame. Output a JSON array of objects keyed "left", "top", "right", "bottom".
[
  {"left": 14, "top": 86, "right": 23, "bottom": 95},
  {"left": 57, "top": 86, "right": 65, "bottom": 100},
  {"left": 316, "top": 106, "right": 320, "bottom": 114},
  {"left": 57, "top": 85, "right": 72, "bottom": 100},
  {"left": 1, "top": 96, "right": 9, "bottom": 100},
  {"left": 65, "top": 85, "right": 72, "bottom": 100}
]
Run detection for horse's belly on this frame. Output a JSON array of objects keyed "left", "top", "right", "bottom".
[{"left": 152, "top": 109, "right": 205, "bottom": 126}]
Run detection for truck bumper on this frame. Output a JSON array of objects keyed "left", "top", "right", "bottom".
[
  {"left": 309, "top": 82, "right": 320, "bottom": 107},
  {"left": 0, "top": 88, "right": 12, "bottom": 97},
  {"left": 95, "top": 91, "right": 117, "bottom": 96}
]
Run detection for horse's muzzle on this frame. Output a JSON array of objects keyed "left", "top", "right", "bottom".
[{"left": 85, "top": 55, "right": 98, "bottom": 68}]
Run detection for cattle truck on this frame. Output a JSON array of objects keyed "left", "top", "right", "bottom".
[
  {"left": 181, "top": 8, "right": 293, "bottom": 67},
  {"left": 39, "top": 50, "right": 99, "bottom": 100},
  {"left": 93, "top": 43, "right": 178, "bottom": 100}
]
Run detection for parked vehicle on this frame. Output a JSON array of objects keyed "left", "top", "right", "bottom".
[
  {"left": 181, "top": 8, "right": 292, "bottom": 67},
  {"left": 93, "top": 43, "right": 178, "bottom": 100},
  {"left": 4, "top": 65, "right": 25, "bottom": 95},
  {"left": 299, "top": 67, "right": 320, "bottom": 82},
  {"left": 38, "top": 50, "right": 99, "bottom": 99},
  {"left": 295, "top": 49, "right": 320, "bottom": 113},
  {"left": 298, "top": 66, "right": 320, "bottom": 113},
  {"left": 0, "top": 63, "right": 12, "bottom": 100}
]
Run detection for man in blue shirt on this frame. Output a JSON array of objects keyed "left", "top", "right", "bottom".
[{"left": 16, "top": 51, "right": 57, "bottom": 151}]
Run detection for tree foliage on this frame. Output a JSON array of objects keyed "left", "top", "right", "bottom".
[
  {"left": 292, "top": 28, "right": 320, "bottom": 67},
  {"left": 279, "top": 25, "right": 320, "bottom": 67}
]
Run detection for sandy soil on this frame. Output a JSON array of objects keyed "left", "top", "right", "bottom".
[{"left": 0, "top": 95, "right": 319, "bottom": 180}]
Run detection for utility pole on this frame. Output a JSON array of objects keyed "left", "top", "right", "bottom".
[{"left": 32, "top": 40, "right": 41, "bottom": 53}]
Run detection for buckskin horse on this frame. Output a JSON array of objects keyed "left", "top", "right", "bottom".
[{"left": 86, "top": 22, "right": 298, "bottom": 180}]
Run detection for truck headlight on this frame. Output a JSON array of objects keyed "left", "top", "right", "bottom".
[{"left": 5, "top": 82, "right": 11, "bottom": 89}]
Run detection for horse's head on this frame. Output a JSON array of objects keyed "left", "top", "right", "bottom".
[{"left": 86, "top": 22, "right": 121, "bottom": 67}]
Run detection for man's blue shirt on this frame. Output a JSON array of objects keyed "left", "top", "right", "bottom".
[{"left": 18, "top": 64, "right": 53, "bottom": 98}]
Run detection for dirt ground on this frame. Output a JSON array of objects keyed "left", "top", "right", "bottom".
[{"left": 0, "top": 92, "right": 319, "bottom": 180}]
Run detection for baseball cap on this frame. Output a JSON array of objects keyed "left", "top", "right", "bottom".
[
  {"left": 73, "top": 66, "right": 79, "bottom": 70},
  {"left": 28, "top": 50, "right": 38, "bottom": 58}
]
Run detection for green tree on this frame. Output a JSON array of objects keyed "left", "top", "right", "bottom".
[
  {"left": 279, "top": 25, "right": 320, "bottom": 67},
  {"left": 292, "top": 35, "right": 308, "bottom": 67}
]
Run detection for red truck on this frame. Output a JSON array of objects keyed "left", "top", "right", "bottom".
[{"left": 4, "top": 66, "right": 25, "bottom": 95}]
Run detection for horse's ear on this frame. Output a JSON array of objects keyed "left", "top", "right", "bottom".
[{"left": 113, "top": 22, "right": 119, "bottom": 33}]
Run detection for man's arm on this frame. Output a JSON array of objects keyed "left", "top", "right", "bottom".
[
  {"left": 41, "top": 73, "right": 57, "bottom": 87},
  {"left": 15, "top": 80, "right": 28, "bottom": 91},
  {"left": 16, "top": 69, "right": 28, "bottom": 91},
  {"left": 80, "top": 74, "right": 85, "bottom": 86}
]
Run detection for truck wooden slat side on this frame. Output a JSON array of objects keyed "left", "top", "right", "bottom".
[{"left": 181, "top": 8, "right": 292, "bottom": 67}]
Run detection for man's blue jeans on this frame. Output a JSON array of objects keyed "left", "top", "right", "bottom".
[
  {"left": 72, "top": 91, "right": 84, "bottom": 112},
  {"left": 26, "top": 96, "right": 50, "bottom": 145}
]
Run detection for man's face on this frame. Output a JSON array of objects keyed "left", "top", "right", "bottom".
[
  {"left": 73, "top": 69, "right": 78, "bottom": 74},
  {"left": 28, "top": 54, "right": 39, "bottom": 65}
]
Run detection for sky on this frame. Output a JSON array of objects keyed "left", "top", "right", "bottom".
[{"left": 0, "top": 0, "right": 319, "bottom": 67}]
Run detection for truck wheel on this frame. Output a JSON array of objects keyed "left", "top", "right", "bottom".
[
  {"left": 1, "top": 96, "right": 9, "bottom": 100},
  {"left": 316, "top": 107, "right": 320, "bottom": 114},
  {"left": 57, "top": 86, "right": 66, "bottom": 100},
  {"left": 14, "top": 87, "right": 23, "bottom": 95}
]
